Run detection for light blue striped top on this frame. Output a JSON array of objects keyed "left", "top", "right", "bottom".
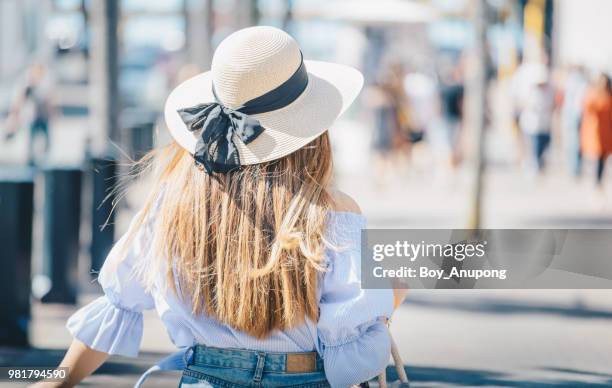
[{"left": 67, "top": 206, "right": 394, "bottom": 387}]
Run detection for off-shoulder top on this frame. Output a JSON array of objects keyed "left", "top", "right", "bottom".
[{"left": 66, "top": 202, "right": 394, "bottom": 387}]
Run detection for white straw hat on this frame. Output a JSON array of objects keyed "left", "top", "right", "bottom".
[{"left": 164, "top": 26, "right": 363, "bottom": 171}]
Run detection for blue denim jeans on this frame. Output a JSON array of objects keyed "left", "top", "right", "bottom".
[{"left": 179, "top": 345, "right": 330, "bottom": 388}]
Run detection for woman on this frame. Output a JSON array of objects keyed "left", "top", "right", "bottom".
[
  {"left": 560, "top": 66, "right": 587, "bottom": 177},
  {"left": 581, "top": 73, "right": 612, "bottom": 185},
  {"left": 4, "top": 63, "right": 54, "bottom": 166},
  {"left": 41, "top": 27, "right": 394, "bottom": 387},
  {"left": 518, "top": 65, "right": 554, "bottom": 173}
]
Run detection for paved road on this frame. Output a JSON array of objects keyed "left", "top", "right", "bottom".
[{"left": 390, "top": 290, "right": 612, "bottom": 387}]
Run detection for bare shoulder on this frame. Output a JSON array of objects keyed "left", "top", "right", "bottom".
[{"left": 329, "top": 189, "right": 362, "bottom": 214}]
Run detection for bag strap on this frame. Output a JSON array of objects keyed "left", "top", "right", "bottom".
[
  {"left": 390, "top": 330, "right": 410, "bottom": 385},
  {"left": 378, "top": 324, "right": 410, "bottom": 387}
]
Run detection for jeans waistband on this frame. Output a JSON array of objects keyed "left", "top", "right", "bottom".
[{"left": 191, "top": 345, "right": 324, "bottom": 374}]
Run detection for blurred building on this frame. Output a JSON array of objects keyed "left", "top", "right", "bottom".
[
  {"left": 0, "top": 0, "right": 52, "bottom": 111},
  {"left": 554, "top": 0, "right": 612, "bottom": 73}
]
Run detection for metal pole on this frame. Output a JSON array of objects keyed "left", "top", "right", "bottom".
[
  {"left": 234, "top": 0, "right": 257, "bottom": 28},
  {"left": 282, "top": 0, "right": 294, "bottom": 32},
  {"left": 87, "top": 0, "right": 120, "bottom": 274},
  {"left": 185, "top": 0, "right": 214, "bottom": 70},
  {"left": 466, "top": 0, "right": 490, "bottom": 229},
  {"left": 250, "top": 0, "right": 261, "bottom": 26},
  {"left": 88, "top": 0, "right": 120, "bottom": 153},
  {"left": 0, "top": 168, "right": 35, "bottom": 347}
]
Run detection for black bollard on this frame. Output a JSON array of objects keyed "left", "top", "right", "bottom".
[
  {"left": 90, "top": 157, "right": 116, "bottom": 276},
  {"left": 40, "top": 167, "right": 82, "bottom": 304},
  {"left": 0, "top": 167, "right": 35, "bottom": 347},
  {"left": 130, "top": 121, "right": 154, "bottom": 160},
  {"left": 121, "top": 108, "right": 155, "bottom": 160}
]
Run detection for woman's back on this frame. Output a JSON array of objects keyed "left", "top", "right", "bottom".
[{"left": 68, "top": 197, "right": 393, "bottom": 387}]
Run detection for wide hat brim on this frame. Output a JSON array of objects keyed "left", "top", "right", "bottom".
[{"left": 164, "top": 60, "right": 364, "bottom": 165}]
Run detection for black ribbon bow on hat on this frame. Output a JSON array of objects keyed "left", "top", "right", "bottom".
[
  {"left": 176, "top": 54, "right": 309, "bottom": 174},
  {"left": 177, "top": 102, "right": 264, "bottom": 174}
]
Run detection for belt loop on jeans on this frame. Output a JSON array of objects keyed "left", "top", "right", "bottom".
[
  {"left": 183, "top": 346, "right": 195, "bottom": 366},
  {"left": 253, "top": 351, "right": 266, "bottom": 383}
]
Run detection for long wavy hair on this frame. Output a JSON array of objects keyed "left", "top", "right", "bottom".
[{"left": 126, "top": 132, "right": 334, "bottom": 338}]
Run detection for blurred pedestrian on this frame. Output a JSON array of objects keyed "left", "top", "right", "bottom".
[
  {"left": 365, "top": 78, "right": 397, "bottom": 171},
  {"left": 511, "top": 57, "right": 535, "bottom": 165},
  {"left": 518, "top": 65, "right": 554, "bottom": 173},
  {"left": 38, "top": 27, "right": 393, "bottom": 388},
  {"left": 403, "top": 70, "right": 436, "bottom": 142},
  {"left": 439, "top": 61, "right": 465, "bottom": 167},
  {"left": 402, "top": 69, "right": 437, "bottom": 168},
  {"left": 560, "top": 65, "right": 588, "bottom": 177},
  {"left": 366, "top": 63, "right": 414, "bottom": 176},
  {"left": 580, "top": 73, "right": 612, "bottom": 186},
  {"left": 4, "top": 63, "right": 54, "bottom": 166}
]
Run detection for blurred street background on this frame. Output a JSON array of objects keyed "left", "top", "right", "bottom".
[{"left": 1, "top": 0, "right": 612, "bottom": 386}]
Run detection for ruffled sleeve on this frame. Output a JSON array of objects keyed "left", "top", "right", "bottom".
[
  {"left": 318, "top": 212, "right": 394, "bottom": 388},
  {"left": 66, "top": 204, "right": 158, "bottom": 357}
]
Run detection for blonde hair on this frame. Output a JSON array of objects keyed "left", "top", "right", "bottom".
[{"left": 128, "top": 133, "right": 334, "bottom": 338}]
